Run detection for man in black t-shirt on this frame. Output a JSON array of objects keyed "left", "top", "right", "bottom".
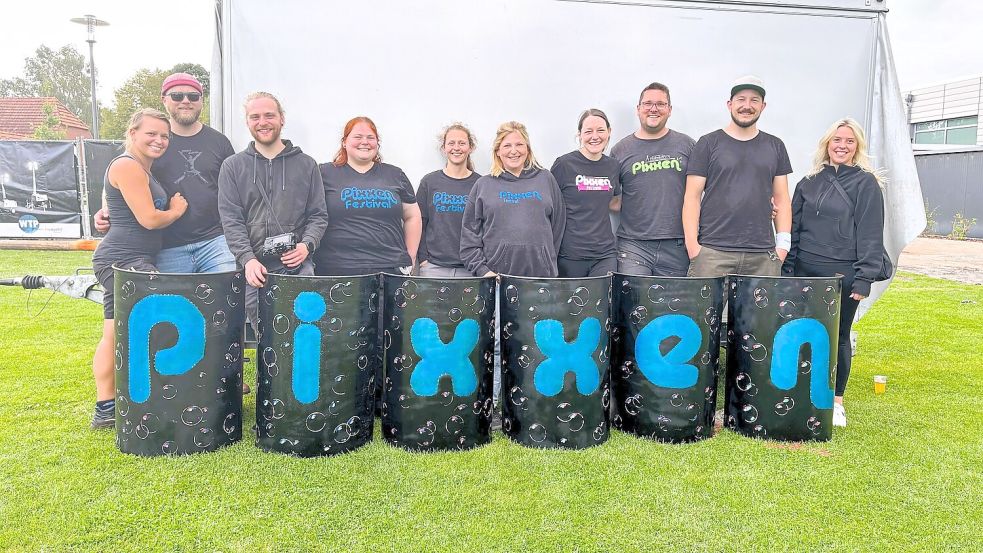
[
  {"left": 95, "top": 73, "right": 237, "bottom": 274},
  {"left": 682, "top": 75, "right": 792, "bottom": 277}
]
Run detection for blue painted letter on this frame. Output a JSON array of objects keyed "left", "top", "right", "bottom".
[
  {"left": 293, "top": 291, "right": 326, "bottom": 404},
  {"left": 128, "top": 294, "right": 206, "bottom": 403},
  {"left": 533, "top": 318, "right": 602, "bottom": 396},
  {"left": 410, "top": 317, "right": 480, "bottom": 396},
  {"left": 770, "top": 318, "right": 834, "bottom": 409},
  {"left": 635, "top": 314, "right": 702, "bottom": 389}
]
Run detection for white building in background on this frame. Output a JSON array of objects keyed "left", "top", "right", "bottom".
[{"left": 904, "top": 74, "right": 983, "bottom": 147}]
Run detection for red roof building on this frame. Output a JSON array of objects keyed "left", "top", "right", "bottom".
[{"left": 0, "top": 97, "right": 92, "bottom": 140}]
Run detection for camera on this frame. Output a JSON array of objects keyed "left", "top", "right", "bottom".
[{"left": 262, "top": 232, "right": 296, "bottom": 258}]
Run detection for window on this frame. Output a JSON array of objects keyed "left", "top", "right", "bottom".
[{"left": 913, "top": 116, "right": 978, "bottom": 145}]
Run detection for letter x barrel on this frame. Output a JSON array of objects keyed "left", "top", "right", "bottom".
[
  {"left": 500, "top": 275, "right": 611, "bottom": 449},
  {"left": 611, "top": 275, "right": 725, "bottom": 442},
  {"left": 255, "top": 273, "right": 378, "bottom": 456},
  {"left": 725, "top": 275, "right": 841, "bottom": 441},
  {"left": 380, "top": 274, "right": 496, "bottom": 451},
  {"left": 114, "top": 268, "right": 245, "bottom": 456}
]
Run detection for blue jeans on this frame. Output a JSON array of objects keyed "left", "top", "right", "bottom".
[{"left": 156, "top": 235, "right": 237, "bottom": 274}]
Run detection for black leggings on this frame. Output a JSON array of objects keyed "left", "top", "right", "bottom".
[{"left": 793, "top": 258, "right": 860, "bottom": 397}]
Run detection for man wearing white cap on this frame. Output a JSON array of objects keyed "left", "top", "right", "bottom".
[
  {"left": 682, "top": 75, "right": 792, "bottom": 277},
  {"left": 96, "top": 72, "right": 237, "bottom": 275}
]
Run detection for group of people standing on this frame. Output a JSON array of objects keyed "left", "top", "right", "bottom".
[{"left": 89, "top": 72, "right": 889, "bottom": 431}]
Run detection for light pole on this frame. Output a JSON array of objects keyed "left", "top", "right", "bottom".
[
  {"left": 27, "top": 161, "right": 48, "bottom": 210},
  {"left": 0, "top": 173, "right": 16, "bottom": 211},
  {"left": 70, "top": 14, "right": 110, "bottom": 139}
]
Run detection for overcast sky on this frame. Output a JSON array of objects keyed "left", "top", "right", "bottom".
[{"left": 1, "top": 1, "right": 980, "bottom": 102}]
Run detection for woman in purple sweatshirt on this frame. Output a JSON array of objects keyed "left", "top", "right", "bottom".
[{"left": 460, "top": 121, "right": 566, "bottom": 278}]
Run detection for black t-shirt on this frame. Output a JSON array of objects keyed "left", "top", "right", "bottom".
[
  {"left": 687, "top": 129, "right": 792, "bottom": 251},
  {"left": 610, "top": 130, "right": 695, "bottom": 240},
  {"left": 417, "top": 169, "right": 480, "bottom": 268},
  {"left": 151, "top": 125, "right": 235, "bottom": 249},
  {"left": 315, "top": 162, "right": 417, "bottom": 270},
  {"left": 550, "top": 150, "right": 621, "bottom": 260}
]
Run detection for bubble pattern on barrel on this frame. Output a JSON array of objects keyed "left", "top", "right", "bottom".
[
  {"left": 611, "top": 275, "right": 724, "bottom": 443},
  {"left": 380, "top": 274, "right": 496, "bottom": 451},
  {"left": 114, "top": 268, "right": 245, "bottom": 457},
  {"left": 255, "top": 273, "right": 378, "bottom": 456},
  {"left": 725, "top": 275, "right": 841, "bottom": 442},
  {"left": 500, "top": 275, "right": 611, "bottom": 449}
]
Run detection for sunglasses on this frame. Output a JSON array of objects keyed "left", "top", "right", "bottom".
[{"left": 166, "top": 92, "right": 202, "bottom": 102}]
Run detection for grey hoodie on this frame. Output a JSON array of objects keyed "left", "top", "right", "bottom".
[
  {"left": 218, "top": 140, "right": 329, "bottom": 268},
  {"left": 460, "top": 167, "right": 566, "bottom": 277}
]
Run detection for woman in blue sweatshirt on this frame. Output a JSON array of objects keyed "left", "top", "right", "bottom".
[
  {"left": 460, "top": 121, "right": 566, "bottom": 278},
  {"left": 782, "top": 118, "right": 889, "bottom": 428}
]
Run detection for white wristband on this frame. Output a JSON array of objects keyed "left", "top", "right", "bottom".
[{"left": 775, "top": 232, "right": 791, "bottom": 251}]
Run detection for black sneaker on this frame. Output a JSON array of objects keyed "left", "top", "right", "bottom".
[{"left": 90, "top": 406, "right": 115, "bottom": 430}]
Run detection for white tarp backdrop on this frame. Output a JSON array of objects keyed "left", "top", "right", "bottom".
[{"left": 213, "top": 0, "right": 922, "bottom": 317}]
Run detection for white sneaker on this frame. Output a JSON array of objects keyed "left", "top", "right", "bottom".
[{"left": 833, "top": 403, "right": 847, "bottom": 427}]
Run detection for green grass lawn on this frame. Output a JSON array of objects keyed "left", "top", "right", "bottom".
[{"left": 0, "top": 251, "right": 980, "bottom": 552}]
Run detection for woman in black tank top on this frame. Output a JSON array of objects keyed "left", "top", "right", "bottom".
[{"left": 88, "top": 109, "right": 188, "bottom": 429}]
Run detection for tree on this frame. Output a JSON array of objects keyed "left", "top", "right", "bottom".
[
  {"left": 169, "top": 63, "right": 210, "bottom": 96},
  {"left": 100, "top": 64, "right": 211, "bottom": 140},
  {"left": 0, "top": 44, "right": 93, "bottom": 128},
  {"left": 32, "top": 102, "right": 67, "bottom": 140}
]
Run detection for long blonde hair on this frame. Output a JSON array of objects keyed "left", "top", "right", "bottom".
[
  {"left": 489, "top": 121, "right": 542, "bottom": 177},
  {"left": 807, "top": 118, "right": 886, "bottom": 184},
  {"left": 123, "top": 108, "right": 169, "bottom": 150}
]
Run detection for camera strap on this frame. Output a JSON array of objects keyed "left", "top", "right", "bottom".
[{"left": 252, "top": 156, "right": 288, "bottom": 235}]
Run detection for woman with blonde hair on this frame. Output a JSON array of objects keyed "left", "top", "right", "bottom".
[
  {"left": 417, "top": 123, "right": 481, "bottom": 277},
  {"left": 782, "top": 117, "right": 889, "bottom": 427},
  {"left": 460, "top": 121, "right": 565, "bottom": 278},
  {"left": 89, "top": 108, "right": 188, "bottom": 428}
]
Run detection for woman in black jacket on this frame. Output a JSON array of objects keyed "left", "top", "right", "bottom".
[{"left": 782, "top": 118, "right": 888, "bottom": 428}]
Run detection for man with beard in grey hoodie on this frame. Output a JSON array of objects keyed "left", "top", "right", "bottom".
[{"left": 218, "top": 92, "right": 329, "bottom": 329}]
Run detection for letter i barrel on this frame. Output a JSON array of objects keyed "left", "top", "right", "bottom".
[
  {"left": 611, "top": 275, "right": 724, "bottom": 442},
  {"left": 725, "top": 275, "right": 841, "bottom": 441},
  {"left": 114, "top": 268, "right": 245, "bottom": 456},
  {"left": 500, "top": 275, "right": 611, "bottom": 449},
  {"left": 255, "top": 274, "right": 378, "bottom": 456},
  {"left": 380, "top": 274, "right": 496, "bottom": 451}
]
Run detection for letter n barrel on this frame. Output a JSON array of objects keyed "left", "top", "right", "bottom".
[
  {"left": 380, "top": 274, "right": 496, "bottom": 451},
  {"left": 725, "top": 275, "right": 841, "bottom": 441},
  {"left": 114, "top": 268, "right": 245, "bottom": 456},
  {"left": 255, "top": 274, "right": 378, "bottom": 456},
  {"left": 500, "top": 275, "right": 611, "bottom": 449},
  {"left": 611, "top": 275, "right": 724, "bottom": 442}
]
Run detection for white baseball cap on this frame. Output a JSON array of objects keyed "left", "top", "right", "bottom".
[{"left": 730, "top": 75, "right": 766, "bottom": 99}]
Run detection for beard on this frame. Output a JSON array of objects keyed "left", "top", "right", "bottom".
[
  {"left": 730, "top": 111, "right": 761, "bottom": 129},
  {"left": 169, "top": 107, "right": 201, "bottom": 126},
  {"left": 251, "top": 127, "right": 282, "bottom": 146}
]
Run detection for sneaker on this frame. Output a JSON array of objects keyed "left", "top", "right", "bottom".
[
  {"left": 833, "top": 403, "right": 847, "bottom": 427},
  {"left": 90, "top": 406, "right": 115, "bottom": 430},
  {"left": 490, "top": 411, "right": 503, "bottom": 432}
]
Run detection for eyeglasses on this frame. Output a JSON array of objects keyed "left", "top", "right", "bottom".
[
  {"left": 166, "top": 92, "right": 202, "bottom": 102},
  {"left": 640, "top": 101, "right": 669, "bottom": 111}
]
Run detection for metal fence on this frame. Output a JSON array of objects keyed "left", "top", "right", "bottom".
[{"left": 915, "top": 148, "right": 983, "bottom": 238}]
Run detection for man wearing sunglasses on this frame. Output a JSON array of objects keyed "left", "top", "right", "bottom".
[{"left": 95, "top": 72, "right": 237, "bottom": 276}]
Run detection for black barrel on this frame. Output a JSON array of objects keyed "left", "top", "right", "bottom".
[
  {"left": 725, "top": 275, "right": 841, "bottom": 441},
  {"left": 380, "top": 274, "right": 496, "bottom": 451},
  {"left": 255, "top": 273, "right": 378, "bottom": 456},
  {"left": 611, "top": 275, "right": 724, "bottom": 442},
  {"left": 499, "top": 275, "right": 611, "bottom": 449},
  {"left": 114, "top": 268, "right": 245, "bottom": 456}
]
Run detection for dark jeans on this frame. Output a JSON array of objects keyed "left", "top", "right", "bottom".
[
  {"left": 557, "top": 255, "right": 617, "bottom": 278},
  {"left": 793, "top": 257, "right": 860, "bottom": 397},
  {"left": 617, "top": 238, "right": 689, "bottom": 276}
]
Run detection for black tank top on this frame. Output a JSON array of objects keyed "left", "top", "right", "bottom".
[{"left": 92, "top": 153, "right": 170, "bottom": 267}]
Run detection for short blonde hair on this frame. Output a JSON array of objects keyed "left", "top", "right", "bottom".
[
  {"left": 489, "top": 121, "right": 541, "bottom": 177},
  {"left": 807, "top": 118, "right": 886, "bottom": 185},
  {"left": 243, "top": 91, "right": 285, "bottom": 117},
  {"left": 123, "top": 108, "right": 169, "bottom": 150}
]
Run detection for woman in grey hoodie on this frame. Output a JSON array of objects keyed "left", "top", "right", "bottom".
[{"left": 460, "top": 121, "right": 566, "bottom": 278}]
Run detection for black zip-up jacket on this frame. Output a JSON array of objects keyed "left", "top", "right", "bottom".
[
  {"left": 218, "top": 140, "right": 329, "bottom": 268},
  {"left": 783, "top": 164, "right": 885, "bottom": 296}
]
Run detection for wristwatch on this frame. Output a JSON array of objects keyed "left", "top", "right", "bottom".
[{"left": 303, "top": 240, "right": 315, "bottom": 254}]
